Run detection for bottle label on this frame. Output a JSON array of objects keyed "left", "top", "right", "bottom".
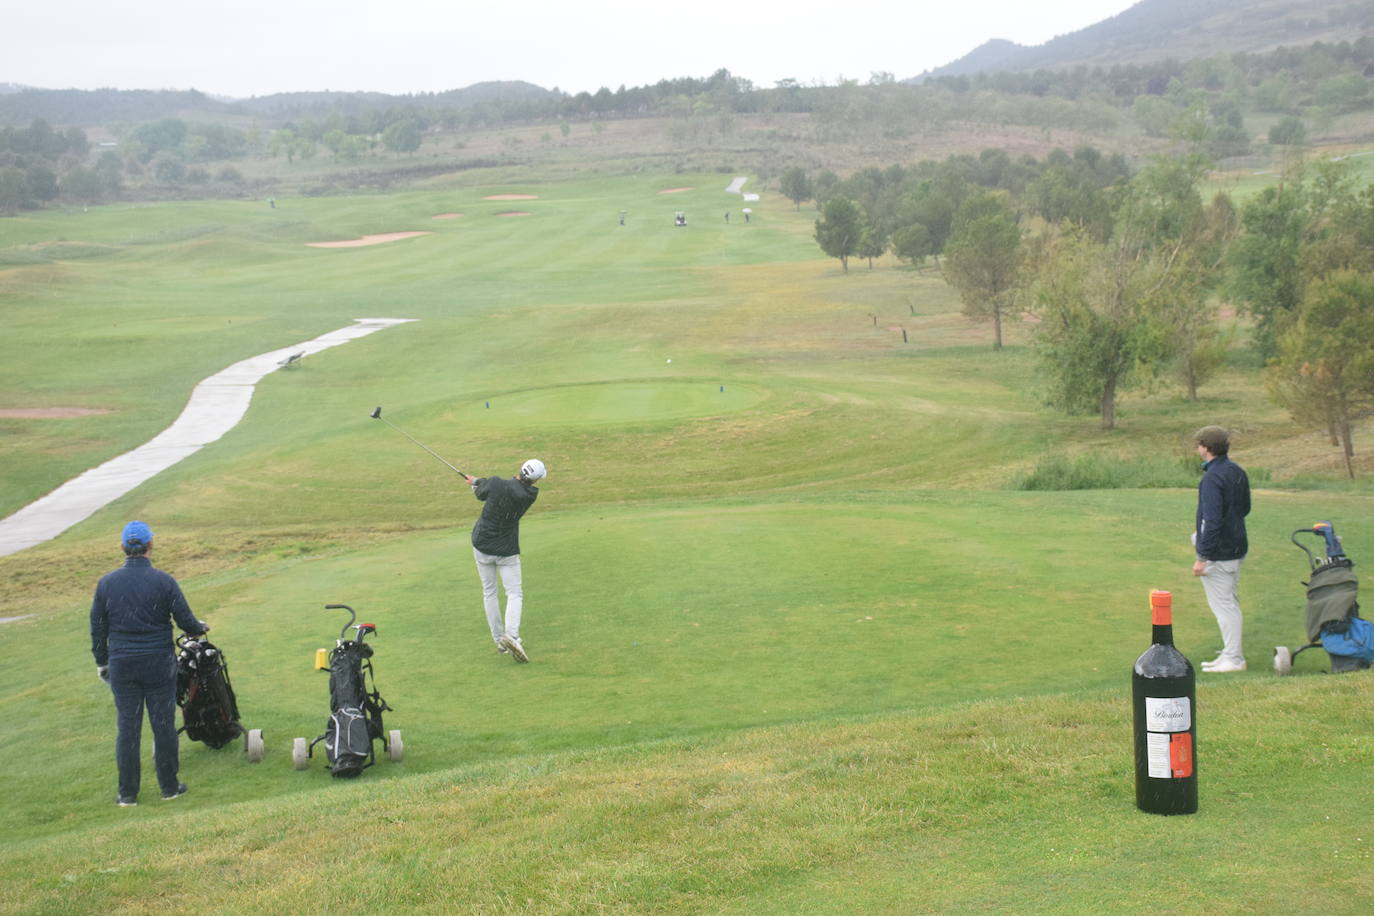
[
  {"left": 1144, "top": 696, "right": 1190, "bottom": 732},
  {"left": 1147, "top": 732, "right": 1194, "bottom": 778}
]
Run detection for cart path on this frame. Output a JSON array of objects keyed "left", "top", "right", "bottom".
[
  {"left": 725, "top": 176, "right": 760, "bottom": 202},
  {"left": 0, "top": 318, "right": 416, "bottom": 557}
]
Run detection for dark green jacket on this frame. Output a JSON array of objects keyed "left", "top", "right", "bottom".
[{"left": 470, "top": 476, "right": 539, "bottom": 556}]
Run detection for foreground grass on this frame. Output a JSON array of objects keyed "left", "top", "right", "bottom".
[{"left": 6, "top": 676, "right": 1370, "bottom": 914}]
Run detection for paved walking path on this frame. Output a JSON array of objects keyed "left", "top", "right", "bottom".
[
  {"left": 725, "top": 176, "right": 760, "bottom": 202},
  {"left": 0, "top": 318, "right": 415, "bottom": 557}
]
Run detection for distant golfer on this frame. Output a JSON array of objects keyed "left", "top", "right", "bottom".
[
  {"left": 1191, "top": 426, "right": 1251, "bottom": 673},
  {"left": 463, "top": 460, "right": 545, "bottom": 662},
  {"left": 90, "top": 521, "right": 208, "bottom": 806}
]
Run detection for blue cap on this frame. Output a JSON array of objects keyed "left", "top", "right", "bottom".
[{"left": 121, "top": 520, "right": 153, "bottom": 548}]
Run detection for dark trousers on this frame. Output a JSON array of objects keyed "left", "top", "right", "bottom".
[{"left": 109, "top": 652, "right": 179, "bottom": 799}]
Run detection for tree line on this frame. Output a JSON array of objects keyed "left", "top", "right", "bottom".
[
  {"left": 807, "top": 151, "right": 1374, "bottom": 476},
  {"left": 4, "top": 34, "right": 1374, "bottom": 212}
]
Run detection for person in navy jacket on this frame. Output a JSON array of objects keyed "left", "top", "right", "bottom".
[
  {"left": 91, "top": 521, "right": 208, "bottom": 805},
  {"left": 1191, "top": 427, "right": 1251, "bottom": 673}
]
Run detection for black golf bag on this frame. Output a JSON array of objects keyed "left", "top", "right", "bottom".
[
  {"left": 1274, "top": 522, "right": 1372, "bottom": 674},
  {"left": 175, "top": 633, "right": 263, "bottom": 760},
  {"left": 295, "top": 604, "right": 402, "bottom": 777}
]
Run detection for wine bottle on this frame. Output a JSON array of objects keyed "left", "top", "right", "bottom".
[{"left": 1132, "top": 590, "right": 1197, "bottom": 815}]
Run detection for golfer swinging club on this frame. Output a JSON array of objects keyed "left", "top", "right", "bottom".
[{"left": 464, "top": 459, "right": 545, "bottom": 662}]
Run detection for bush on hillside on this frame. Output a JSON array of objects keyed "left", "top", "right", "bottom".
[
  {"left": 1013, "top": 454, "right": 1199, "bottom": 490},
  {"left": 1014, "top": 453, "right": 1274, "bottom": 490}
]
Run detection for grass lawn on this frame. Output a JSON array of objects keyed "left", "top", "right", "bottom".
[{"left": 1, "top": 170, "right": 1371, "bottom": 913}]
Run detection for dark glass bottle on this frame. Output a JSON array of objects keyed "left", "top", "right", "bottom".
[{"left": 1132, "top": 590, "right": 1197, "bottom": 815}]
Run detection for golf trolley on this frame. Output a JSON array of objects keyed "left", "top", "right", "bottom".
[
  {"left": 1274, "top": 521, "right": 1373, "bottom": 675},
  {"left": 175, "top": 632, "right": 264, "bottom": 762},
  {"left": 292, "top": 604, "right": 403, "bottom": 776}
]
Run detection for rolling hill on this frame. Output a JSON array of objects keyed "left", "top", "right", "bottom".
[{"left": 915, "top": 0, "right": 1374, "bottom": 80}]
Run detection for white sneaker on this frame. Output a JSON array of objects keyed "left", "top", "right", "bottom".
[
  {"left": 495, "top": 639, "right": 509, "bottom": 654},
  {"left": 1203, "top": 658, "right": 1246, "bottom": 673},
  {"left": 499, "top": 635, "right": 529, "bottom": 663}
]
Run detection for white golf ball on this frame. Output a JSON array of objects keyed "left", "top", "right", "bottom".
[{"left": 666, "top": 358, "right": 672, "bottom": 363}]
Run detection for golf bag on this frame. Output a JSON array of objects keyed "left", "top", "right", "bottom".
[
  {"left": 175, "top": 633, "right": 264, "bottom": 760},
  {"left": 323, "top": 637, "right": 388, "bottom": 777},
  {"left": 296, "top": 604, "right": 402, "bottom": 777},
  {"left": 1275, "top": 522, "right": 1372, "bottom": 674}
]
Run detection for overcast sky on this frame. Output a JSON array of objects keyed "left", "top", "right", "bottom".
[{"left": 6, "top": 0, "right": 1140, "bottom": 99}]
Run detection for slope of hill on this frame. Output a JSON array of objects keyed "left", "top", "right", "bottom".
[
  {"left": 917, "top": 0, "right": 1374, "bottom": 79},
  {"left": 0, "top": 87, "right": 242, "bottom": 126},
  {"left": 232, "top": 81, "right": 552, "bottom": 117}
]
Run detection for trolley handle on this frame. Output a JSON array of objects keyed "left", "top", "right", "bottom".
[
  {"left": 325, "top": 603, "right": 356, "bottom": 641},
  {"left": 1291, "top": 522, "right": 1345, "bottom": 570}
]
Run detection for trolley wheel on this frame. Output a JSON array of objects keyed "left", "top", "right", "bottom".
[
  {"left": 1273, "top": 645, "right": 1293, "bottom": 675},
  {"left": 292, "top": 737, "right": 309, "bottom": 770},
  {"left": 245, "top": 728, "right": 265, "bottom": 762},
  {"left": 388, "top": 729, "right": 404, "bottom": 763}
]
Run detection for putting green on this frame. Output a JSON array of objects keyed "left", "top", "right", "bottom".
[{"left": 445, "top": 379, "right": 767, "bottom": 427}]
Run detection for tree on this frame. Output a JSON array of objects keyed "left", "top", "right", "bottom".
[
  {"left": 1028, "top": 230, "right": 1170, "bottom": 429},
  {"left": 1028, "top": 158, "right": 1222, "bottom": 428},
  {"left": 943, "top": 193, "right": 1022, "bottom": 349},
  {"left": 813, "top": 169, "right": 839, "bottom": 204},
  {"left": 0, "top": 165, "right": 30, "bottom": 213},
  {"left": 1157, "top": 189, "right": 1238, "bottom": 401},
  {"left": 270, "top": 129, "right": 297, "bottom": 161},
  {"left": 130, "top": 118, "right": 188, "bottom": 161},
  {"left": 814, "top": 196, "right": 863, "bottom": 272},
  {"left": 779, "top": 167, "right": 813, "bottom": 210},
  {"left": 858, "top": 219, "right": 888, "bottom": 268},
  {"left": 151, "top": 152, "right": 186, "bottom": 184},
  {"left": 323, "top": 129, "right": 347, "bottom": 157},
  {"left": 60, "top": 166, "right": 104, "bottom": 203},
  {"left": 1268, "top": 116, "right": 1307, "bottom": 146},
  {"left": 1268, "top": 270, "right": 1374, "bottom": 478},
  {"left": 1228, "top": 161, "right": 1349, "bottom": 358},
  {"left": 891, "top": 222, "right": 932, "bottom": 266},
  {"left": 382, "top": 120, "right": 423, "bottom": 155}
]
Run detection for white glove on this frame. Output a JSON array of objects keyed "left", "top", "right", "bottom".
[{"left": 97, "top": 665, "right": 110, "bottom": 684}]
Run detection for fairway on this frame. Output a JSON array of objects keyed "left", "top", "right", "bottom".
[
  {"left": 454, "top": 379, "right": 766, "bottom": 427},
  {"left": 2, "top": 171, "right": 1372, "bottom": 912}
]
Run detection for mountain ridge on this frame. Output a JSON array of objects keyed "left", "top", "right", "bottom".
[{"left": 912, "top": 0, "right": 1374, "bottom": 81}]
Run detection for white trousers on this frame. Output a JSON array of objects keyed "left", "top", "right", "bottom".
[
  {"left": 1198, "top": 557, "right": 1244, "bottom": 663},
  {"left": 474, "top": 547, "right": 522, "bottom": 642}
]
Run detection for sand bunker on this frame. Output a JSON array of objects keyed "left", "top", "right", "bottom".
[
  {"left": 0, "top": 408, "right": 113, "bottom": 418},
  {"left": 432, "top": 213, "right": 464, "bottom": 220},
  {"left": 483, "top": 194, "right": 539, "bottom": 200},
  {"left": 496, "top": 211, "right": 532, "bottom": 217},
  {"left": 659, "top": 187, "right": 694, "bottom": 194},
  {"left": 307, "top": 231, "right": 432, "bottom": 248}
]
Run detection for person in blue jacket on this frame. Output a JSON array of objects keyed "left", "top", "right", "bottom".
[
  {"left": 90, "top": 521, "right": 208, "bottom": 805},
  {"left": 1191, "top": 427, "right": 1251, "bottom": 673}
]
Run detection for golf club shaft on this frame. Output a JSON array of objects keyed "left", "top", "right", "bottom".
[{"left": 377, "top": 416, "right": 466, "bottom": 477}]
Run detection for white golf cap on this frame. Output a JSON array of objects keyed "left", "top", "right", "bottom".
[{"left": 520, "top": 458, "right": 547, "bottom": 480}]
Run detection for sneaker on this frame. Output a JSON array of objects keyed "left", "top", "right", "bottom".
[
  {"left": 499, "top": 635, "right": 529, "bottom": 663},
  {"left": 116, "top": 795, "right": 137, "bottom": 807},
  {"left": 1203, "top": 659, "right": 1247, "bottom": 673},
  {"left": 161, "top": 782, "right": 188, "bottom": 801},
  {"left": 495, "top": 639, "right": 509, "bottom": 654}
]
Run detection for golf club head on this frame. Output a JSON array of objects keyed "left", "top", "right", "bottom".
[{"left": 370, "top": 406, "right": 382, "bottom": 419}]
